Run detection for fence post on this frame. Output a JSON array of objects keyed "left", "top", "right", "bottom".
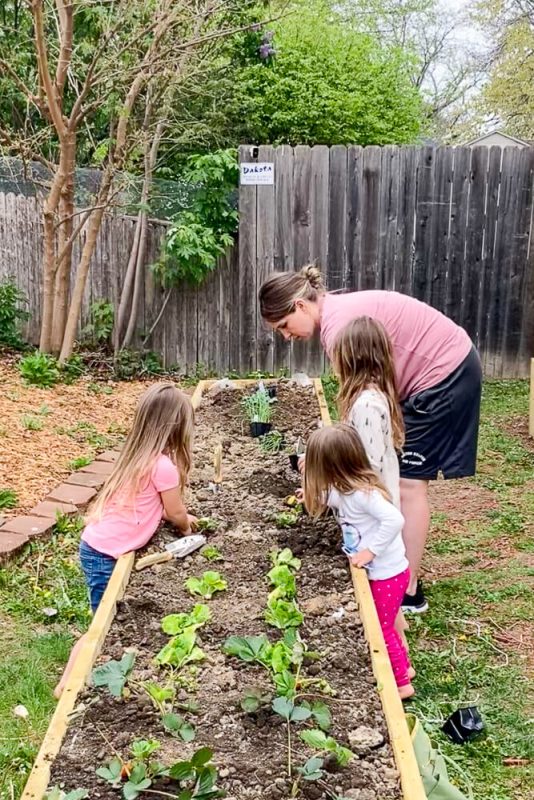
[{"left": 530, "top": 358, "right": 534, "bottom": 437}]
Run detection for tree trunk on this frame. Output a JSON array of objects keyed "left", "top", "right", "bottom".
[
  {"left": 50, "top": 130, "right": 76, "bottom": 355},
  {"left": 39, "top": 149, "right": 69, "bottom": 352}
]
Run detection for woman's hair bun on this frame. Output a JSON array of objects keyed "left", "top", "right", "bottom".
[{"left": 300, "top": 264, "right": 323, "bottom": 290}]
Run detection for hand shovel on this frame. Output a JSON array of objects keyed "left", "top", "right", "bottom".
[{"left": 135, "top": 534, "right": 206, "bottom": 571}]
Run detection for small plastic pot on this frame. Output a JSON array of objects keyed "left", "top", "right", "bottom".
[
  {"left": 442, "top": 706, "right": 484, "bottom": 744},
  {"left": 289, "top": 453, "right": 300, "bottom": 471},
  {"left": 250, "top": 422, "right": 272, "bottom": 438},
  {"left": 267, "top": 386, "right": 277, "bottom": 398}
]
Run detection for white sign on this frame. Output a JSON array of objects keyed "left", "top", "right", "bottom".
[{"left": 240, "top": 162, "right": 274, "bottom": 185}]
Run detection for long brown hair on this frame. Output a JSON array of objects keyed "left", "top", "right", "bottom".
[
  {"left": 259, "top": 265, "right": 325, "bottom": 322},
  {"left": 332, "top": 317, "right": 404, "bottom": 449},
  {"left": 304, "top": 424, "right": 390, "bottom": 518},
  {"left": 89, "top": 383, "right": 193, "bottom": 520}
]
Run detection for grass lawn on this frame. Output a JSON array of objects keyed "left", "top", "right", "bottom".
[
  {"left": 0, "top": 376, "right": 532, "bottom": 800},
  {"left": 324, "top": 376, "right": 534, "bottom": 800}
]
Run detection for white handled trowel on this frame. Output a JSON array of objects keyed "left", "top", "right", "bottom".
[{"left": 135, "top": 534, "right": 206, "bottom": 571}]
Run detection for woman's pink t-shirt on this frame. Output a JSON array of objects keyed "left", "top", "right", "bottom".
[
  {"left": 82, "top": 454, "right": 180, "bottom": 559},
  {"left": 320, "top": 291, "right": 472, "bottom": 400}
]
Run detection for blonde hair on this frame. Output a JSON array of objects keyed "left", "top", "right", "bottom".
[
  {"left": 259, "top": 265, "right": 325, "bottom": 322},
  {"left": 333, "top": 317, "right": 404, "bottom": 449},
  {"left": 89, "top": 383, "right": 193, "bottom": 520},
  {"left": 304, "top": 424, "right": 390, "bottom": 518}
]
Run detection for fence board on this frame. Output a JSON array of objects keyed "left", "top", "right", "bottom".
[
  {"left": 1, "top": 145, "right": 532, "bottom": 378},
  {"left": 345, "top": 146, "right": 363, "bottom": 290},
  {"left": 238, "top": 145, "right": 257, "bottom": 373},
  {"left": 272, "top": 144, "right": 294, "bottom": 374},
  {"left": 292, "top": 145, "right": 312, "bottom": 373},
  {"left": 256, "top": 144, "right": 275, "bottom": 374}
]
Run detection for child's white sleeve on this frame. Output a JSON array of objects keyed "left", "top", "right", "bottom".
[
  {"left": 358, "top": 491, "right": 404, "bottom": 557},
  {"left": 349, "top": 400, "right": 387, "bottom": 474}
]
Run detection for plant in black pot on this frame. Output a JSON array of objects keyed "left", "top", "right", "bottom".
[
  {"left": 241, "top": 388, "right": 275, "bottom": 437},
  {"left": 289, "top": 437, "right": 305, "bottom": 472}
]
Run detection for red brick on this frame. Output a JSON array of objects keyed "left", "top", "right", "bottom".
[
  {"left": 96, "top": 450, "right": 119, "bottom": 462},
  {"left": 1, "top": 515, "right": 55, "bottom": 537},
  {"left": 66, "top": 472, "right": 106, "bottom": 489},
  {"left": 0, "top": 531, "right": 29, "bottom": 559},
  {"left": 29, "top": 500, "right": 78, "bottom": 518},
  {"left": 47, "top": 483, "right": 97, "bottom": 506},
  {"left": 80, "top": 460, "right": 114, "bottom": 476}
]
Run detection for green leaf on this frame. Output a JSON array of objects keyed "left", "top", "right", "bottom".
[
  {"left": 91, "top": 651, "right": 135, "bottom": 697},
  {"left": 272, "top": 696, "right": 293, "bottom": 719},
  {"left": 185, "top": 571, "right": 227, "bottom": 599},
  {"left": 191, "top": 747, "right": 213, "bottom": 768},
  {"left": 169, "top": 761, "right": 195, "bottom": 782},
  {"left": 273, "top": 669, "right": 296, "bottom": 698},
  {"left": 267, "top": 565, "right": 296, "bottom": 597},
  {"left": 96, "top": 757, "right": 122, "bottom": 785},
  {"left": 264, "top": 597, "right": 304, "bottom": 629},
  {"left": 196, "top": 764, "right": 217, "bottom": 793},
  {"left": 123, "top": 778, "right": 151, "bottom": 800},
  {"left": 299, "top": 729, "right": 328, "bottom": 749},
  {"left": 334, "top": 745, "right": 354, "bottom": 767},
  {"left": 306, "top": 700, "right": 332, "bottom": 731},
  {"left": 161, "top": 605, "right": 211, "bottom": 634},
  {"left": 223, "top": 634, "right": 271, "bottom": 663},
  {"left": 290, "top": 704, "right": 312, "bottom": 722},
  {"left": 298, "top": 756, "right": 324, "bottom": 781},
  {"left": 155, "top": 628, "right": 205, "bottom": 668}
]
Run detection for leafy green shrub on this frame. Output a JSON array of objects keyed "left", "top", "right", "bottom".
[
  {"left": 81, "top": 300, "right": 114, "bottom": 348},
  {"left": 0, "top": 278, "right": 29, "bottom": 349},
  {"left": 154, "top": 149, "right": 238, "bottom": 286},
  {"left": 0, "top": 489, "right": 18, "bottom": 509},
  {"left": 114, "top": 348, "right": 163, "bottom": 380},
  {"left": 18, "top": 351, "right": 60, "bottom": 387}
]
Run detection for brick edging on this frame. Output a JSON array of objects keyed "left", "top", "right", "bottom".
[{"left": 0, "top": 450, "right": 118, "bottom": 562}]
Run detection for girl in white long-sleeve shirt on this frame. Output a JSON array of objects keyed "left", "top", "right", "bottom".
[{"left": 304, "top": 424, "right": 414, "bottom": 699}]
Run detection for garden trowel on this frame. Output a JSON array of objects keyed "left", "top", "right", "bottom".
[{"left": 135, "top": 534, "right": 206, "bottom": 571}]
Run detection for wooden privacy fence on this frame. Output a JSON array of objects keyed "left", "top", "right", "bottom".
[
  {"left": 240, "top": 144, "right": 534, "bottom": 378},
  {"left": 0, "top": 143, "right": 533, "bottom": 377}
]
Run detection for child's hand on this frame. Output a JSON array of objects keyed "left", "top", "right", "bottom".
[
  {"left": 350, "top": 549, "right": 375, "bottom": 568},
  {"left": 295, "top": 488, "right": 304, "bottom": 502},
  {"left": 187, "top": 514, "right": 198, "bottom": 531}
]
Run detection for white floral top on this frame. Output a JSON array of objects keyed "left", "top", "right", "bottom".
[{"left": 348, "top": 388, "right": 400, "bottom": 509}]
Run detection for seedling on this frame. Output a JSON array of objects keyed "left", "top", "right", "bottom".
[
  {"left": 45, "top": 790, "right": 88, "bottom": 800},
  {"left": 22, "top": 414, "right": 44, "bottom": 431},
  {"left": 196, "top": 517, "right": 219, "bottom": 533},
  {"left": 259, "top": 430, "right": 284, "bottom": 453},
  {"left": 185, "top": 571, "right": 227, "bottom": 599},
  {"left": 168, "top": 747, "right": 225, "bottom": 799},
  {"left": 91, "top": 651, "right": 135, "bottom": 697},
  {"left": 240, "top": 687, "right": 273, "bottom": 713},
  {"left": 299, "top": 729, "right": 353, "bottom": 767},
  {"left": 0, "top": 488, "right": 18, "bottom": 509},
  {"left": 142, "top": 681, "right": 175, "bottom": 713},
  {"left": 241, "top": 388, "right": 275, "bottom": 423},
  {"left": 96, "top": 739, "right": 167, "bottom": 800},
  {"left": 270, "top": 547, "right": 301, "bottom": 571},
  {"left": 155, "top": 628, "right": 205, "bottom": 669},
  {"left": 267, "top": 564, "right": 297, "bottom": 598},
  {"left": 68, "top": 455, "right": 93, "bottom": 471},
  {"left": 161, "top": 604, "right": 211, "bottom": 634},
  {"left": 162, "top": 712, "right": 196, "bottom": 741},
  {"left": 265, "top": 596, "right": 304, "bottom": 629},
  {"left": 273, "top": 511, "right": 300, "bottom": 528},
  {"left": 200, "top": 544, "right": 223, "bottom": 562}
]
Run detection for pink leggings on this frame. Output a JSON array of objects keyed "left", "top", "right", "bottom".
[{"left": 370, "top": 568, "right": 412, "bottom": 687}]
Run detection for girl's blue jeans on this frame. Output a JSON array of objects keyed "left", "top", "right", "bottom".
[{"left": 79, "top": 540, "right": 117, "bottom": 613}]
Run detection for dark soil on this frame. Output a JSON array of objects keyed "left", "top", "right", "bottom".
[{"left": 50, "top": 382, "right": 401, "bottom": 800}]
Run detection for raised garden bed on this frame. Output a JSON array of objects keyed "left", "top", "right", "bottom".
[{"left": 23, "top": 380, "right": 424, "bottom": 800}]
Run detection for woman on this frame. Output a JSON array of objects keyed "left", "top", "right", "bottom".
[{"left": 259, "top": 265, "right": 482, "bottom": 612}]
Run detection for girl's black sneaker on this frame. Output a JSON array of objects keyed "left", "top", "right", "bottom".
[{"left": 401, "top": 580, "right": 429, "bottom": 613}]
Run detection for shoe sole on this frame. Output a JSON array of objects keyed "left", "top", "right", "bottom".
[{"left": 401, "top": 602, "right": 429, "bottom": 614}]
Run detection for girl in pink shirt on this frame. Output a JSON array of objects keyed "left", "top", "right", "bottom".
[
  {"left": 259, "top": 266, "right": 482, "bottom": 613},
  {"left": 55, "top": 383, "right": 196, "bottom": 697}
]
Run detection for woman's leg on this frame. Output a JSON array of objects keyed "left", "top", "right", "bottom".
[{"left": 400, "top": 477, "right": 430, "bottom": 597}]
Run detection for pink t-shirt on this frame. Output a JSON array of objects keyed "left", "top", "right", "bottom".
[
  {"left": 320, "top": 291, "right": 472, "bottom": 400},
  {"left": 82, "top": 454, "right": 180, "bottom": 559}
]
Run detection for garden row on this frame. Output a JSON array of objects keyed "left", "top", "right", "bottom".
[{"left": 41, "top": 382, "right": 401, "bottom": 800}]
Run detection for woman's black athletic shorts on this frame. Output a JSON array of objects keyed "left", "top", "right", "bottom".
[{"left": 399, "top": 347, "right": 482, "bottom": 481}]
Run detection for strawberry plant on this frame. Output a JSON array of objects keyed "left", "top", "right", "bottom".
[
  {"left": 162, "top": 712, "right": 196, "bottom": 741},
  {"left": 185, "top": 571, "right": 227, "bottom": 600},
  {"left": 96, "top": 739, "right": 167, "bottom": 799},
  {"left": 91, "top": 651, "right": 136, "bottom": 697},
  {"left": 240, "top": 687, "right": 272, "bottom": 713},
  {"left": 45, "top": 790, "right": 88, "bottom": 800},
  {"left": 299, "top": 730, "right": 353, "bottom": 767}
]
